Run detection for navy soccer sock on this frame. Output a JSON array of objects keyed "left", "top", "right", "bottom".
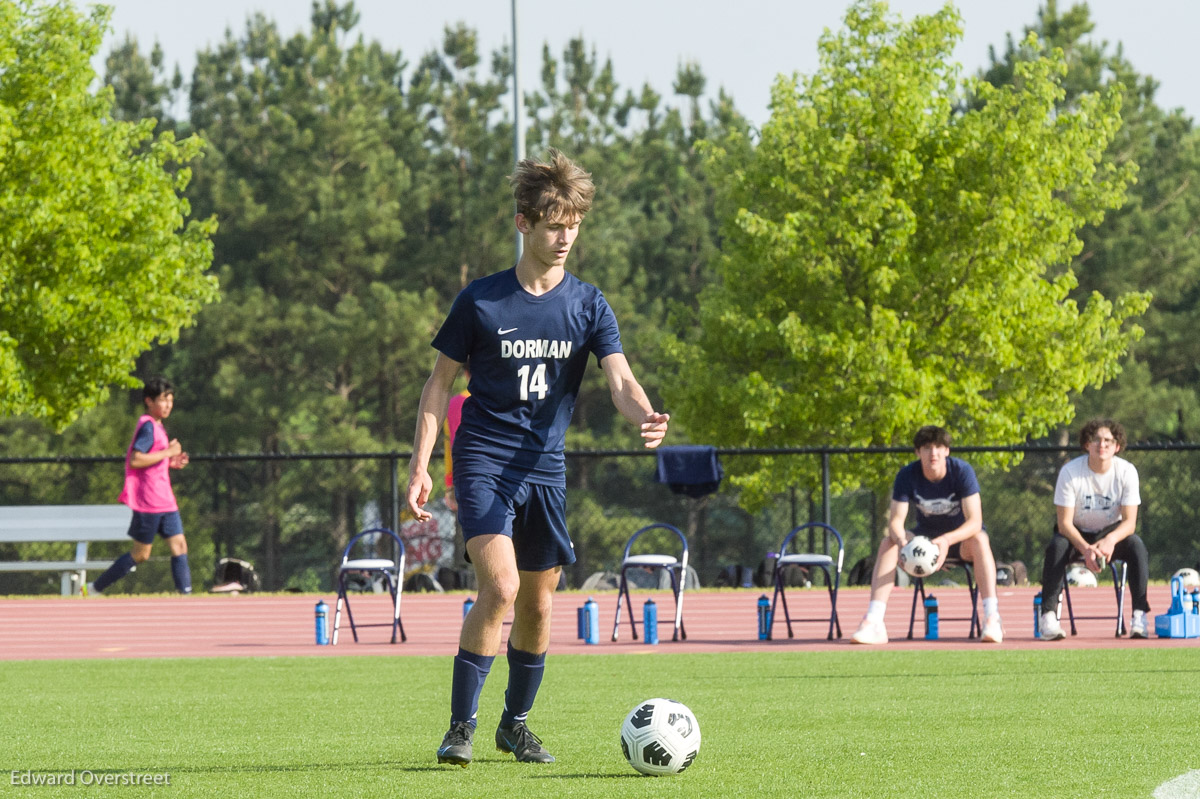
[
  {"left": 499, "top": 644, "right": 546, "bottom": 728},
  {"left": 93, "top": 552, "right": 137, "bottom": 593},
  {"left": 450, "top": 648, "right": 495, "bottom": 729},
  {"left": 171, "top": 553, "right": 192, "bottom": 594}
]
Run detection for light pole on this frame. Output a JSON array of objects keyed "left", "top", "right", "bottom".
[{"left": 512, "top": 0, "right": 525, "bottom": 261}]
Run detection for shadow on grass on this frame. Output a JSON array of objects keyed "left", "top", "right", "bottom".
[
  {"left": 28, "top": 763, "right": 654, "bottom": 780},
  {"left": 122, "top": 758, "right": 612, "bottom": 777},
  {"left": 528, "top": 773, "right": 644, "bottom": 779},
  {"left": 39, "top": 762, "right": 423, "bottom": 776}
]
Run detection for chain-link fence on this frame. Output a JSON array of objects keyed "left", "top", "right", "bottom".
[{"left": 2, "top": 444, "right": 1198, "bottom": 595}]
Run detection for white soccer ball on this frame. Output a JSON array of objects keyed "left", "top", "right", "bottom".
[
  {"left": 898, "top": 536, "right": 940, "bottom": 578},
  {"left": 1173, "top": 568, "right": 1200, "bottom": 591},
  {"left": 1066, "top": 564, "right": 1098, "bottom": 587},
  {"left": 620, "top": 698, "right": 701, "bottom": 776}
]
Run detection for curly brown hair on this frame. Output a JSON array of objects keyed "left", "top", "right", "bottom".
[
  {"left": 1079, "top": 418, "right": 1126, "bottom": 450},
  {"left": 508, "top": 149, "right": 595, "bottom": 225}
]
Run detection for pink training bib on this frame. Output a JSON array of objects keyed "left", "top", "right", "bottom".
[{"left": 118, "top": 414, "right": 178, "bottom": 513}]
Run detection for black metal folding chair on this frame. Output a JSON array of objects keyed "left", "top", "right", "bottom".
[
  {"left": 332, "top": 527, "right": 406, "bottom": 644},
  {"left": 1061, "top": 557, "right": 1128, "bottom": 637},
  {"left": 768, "top": 522, "right": 844, "bottom": 640},
  {"left": 611, "top": 523, "right": 688, "bottom": 642},
  {"left": 907, "top": 556, "right": 979, "bottom": 639}
]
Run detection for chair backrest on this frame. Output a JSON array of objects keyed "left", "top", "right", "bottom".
[
  {"left": 622, "top": 523, "right": 688, "bottom": 570},
  {"left": 340, "top": 527, "right": 405, "bottom": 568},
  {"left": 778, "top": 522, "right": 845, "bottom": 573}
]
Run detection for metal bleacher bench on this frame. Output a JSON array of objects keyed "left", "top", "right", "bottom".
[{"left": 0, "top": 505, "right": 132, "bottom": 595}]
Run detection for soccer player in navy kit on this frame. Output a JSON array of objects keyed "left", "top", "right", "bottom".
[
  {"left": 850, "top": 425, "right": 1004, "bottom": 645},
  {"left": 87, "top": 377, "right": 192, "bottom": 596},
  {"left": 406, "top": 150, "right": 669, "bottom": 767}
]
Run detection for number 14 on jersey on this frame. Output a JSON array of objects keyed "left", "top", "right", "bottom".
[{"left": 517, "top": 363, "right": 548, "bottom": 400}]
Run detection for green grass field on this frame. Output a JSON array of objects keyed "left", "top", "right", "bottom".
[{"left": 3, "top": 649, "right": 1195, "bottom": 798}]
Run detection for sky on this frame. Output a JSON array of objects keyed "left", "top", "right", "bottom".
[{"left": 92, "top": 0, "right": 1199, "bottom": 126}]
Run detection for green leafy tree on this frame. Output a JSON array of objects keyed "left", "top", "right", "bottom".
[
  {"left": 662, "top": 0, "right": 1148, "bottom": 505},
  {"left": 400, "top": 23, "right": 514, "bottom": 297},
  {"left": 0, "top": 0, "right": 217, "bottom": 429},
  {"left": 104, "top": 35, "right": 183, "bottom": 129},
  {"left": 177, "top": 1, "right": 442, "bottom": 585},
  {"left": 983, "top": 0, "right": 1200, "bottom": 440},
  {"left": 978, "top": 1, "right": 1200, "bottom": 572}
]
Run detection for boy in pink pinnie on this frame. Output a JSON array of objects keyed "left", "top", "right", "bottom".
[{"left": 87, "top": 377, "right": 191, "bottom": 595}]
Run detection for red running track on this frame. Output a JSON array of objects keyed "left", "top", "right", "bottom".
[{"left": 0, "top": 585, "right": 1194, "bottom": 661}]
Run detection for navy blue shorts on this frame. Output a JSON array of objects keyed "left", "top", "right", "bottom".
[
  {"left": 917, "top": 532, "right": 962, "bottom": 562},
  {"left": 128, "top": 511, "right": 184, "bottom": 545},
  {"left": 920, "top": 528, "right": 989, "bottom": 562},
  {"left": 453, "top": 472, "right": 574, "bottom": 572}
]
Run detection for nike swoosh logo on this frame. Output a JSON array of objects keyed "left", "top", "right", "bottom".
[{"left": 497, "top": 327, "right": 518, "bottom": 335}]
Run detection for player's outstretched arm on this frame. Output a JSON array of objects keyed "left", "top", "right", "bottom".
[
  {"left": 407, "top": 354, "right": 463, "bottom": 521},
  {"left": 599, "top": 353, "right": 669, "bottom": 449}
]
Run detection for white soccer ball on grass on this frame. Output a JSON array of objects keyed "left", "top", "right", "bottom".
[
  {"left": 898, "top": 535, "right": 940, "bottom": 578},
  {"left": 620, "top": 698, "right": 701, "bottom": 776}
]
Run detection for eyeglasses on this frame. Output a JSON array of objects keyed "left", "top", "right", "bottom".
[{"left": 1089, "top": 437, "right": 1117, "bottom": 447}]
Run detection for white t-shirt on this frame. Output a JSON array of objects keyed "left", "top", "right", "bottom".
[{"left": 1053, "top": 454, "right": 1140, "bottom": 533}]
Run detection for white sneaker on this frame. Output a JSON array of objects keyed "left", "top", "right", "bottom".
[
  {"left": 851, "top": 617, "right": 888, "bottom": 645},
  {"left": 981, "top": 614, "right": 1004, "bottom": 643},
  {"left": 1040, "top": 612, "right": 1065, "bottom": 640},
  {"left": 1130, "top": 611, "right": 1148, "bottom": 639}
]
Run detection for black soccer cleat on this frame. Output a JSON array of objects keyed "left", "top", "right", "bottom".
[
  {"left": 437, "top": 721, "right": 474, "bottom": 767},
  {"left": 495, "top": 721, "right": 555, "bottom": 763}
]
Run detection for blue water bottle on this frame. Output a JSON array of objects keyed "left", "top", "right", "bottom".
[
  {"left": 924, "top": 595, "right": 939, "bottom": 640},
  {"left": 643, "top": 598, "right": 659, "bottom": 645},
  {"left": 315, "top": 600, "right": 329, "bottom": 645},
  {"left": 577, "top": 596, "right": 599, "bottom": 644},
  {"left": 757, "top": 594, "right": 772, "bottom": 640},
  {"left": 463, "top": 596, "right": 474, "bottom": 619},
  {"left": 1033, "top": 591, "right": 1043, "bottom": 638}
]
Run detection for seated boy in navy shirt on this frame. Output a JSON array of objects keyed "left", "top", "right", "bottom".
[{"left": 851, "top": 425, "right": 1003, "bottom": 644}]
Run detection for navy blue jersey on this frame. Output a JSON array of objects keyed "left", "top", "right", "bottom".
[
  {"left": 432, "top": 267, "right": 623, "bottom": 486},
  {"left": 892, "top": 456, "right": 980, "bottom": 536}
]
